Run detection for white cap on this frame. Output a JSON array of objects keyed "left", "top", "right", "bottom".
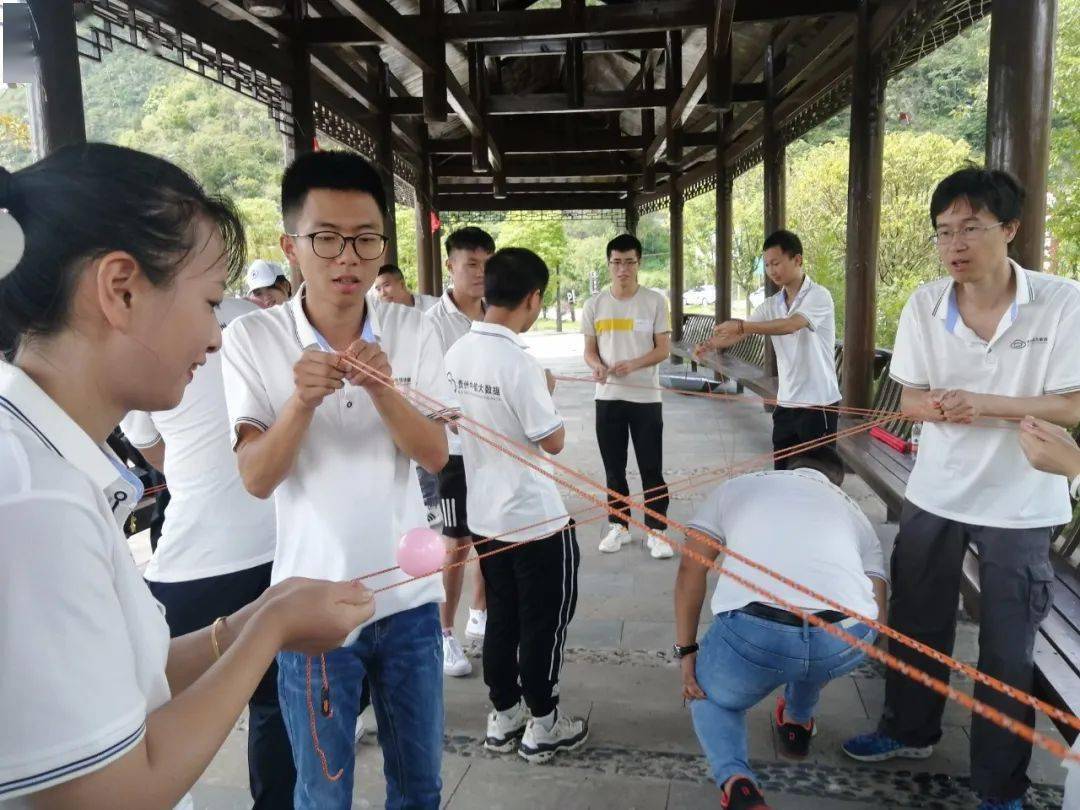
[{"left": 246, "top": 259, "right": 285, "bottom": 294}]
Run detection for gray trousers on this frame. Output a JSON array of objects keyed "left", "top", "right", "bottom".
[{"left": 878, "top": 500, "right": 1055, "bottom": 801}]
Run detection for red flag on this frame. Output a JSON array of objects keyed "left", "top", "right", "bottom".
[
  {"left": 430, "top": 211, "right": 442, "bottom": 233},
  {"left": 313, "top": 137, "right": 321, "bottom": 152}
]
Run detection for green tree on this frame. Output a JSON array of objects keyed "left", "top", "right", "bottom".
[
  {"left": 496, "top": 215, "right": 570, "bottom": 306},
  {"left": 1049, "top": 0, "right": 1080, "bottom": 276}
]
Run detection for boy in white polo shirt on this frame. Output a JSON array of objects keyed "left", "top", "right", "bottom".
[
  {"left": 221, "top": 151, "right": 453, "bottom": 809},
  {"left": 841, "top": 168, "right": 1080, "bottom": 810},
  {"left": 426, "top": 227, "right": 495, "bottom": 677},
  {"left": 121, "top": 297, "right": 292, "bottom": 807},
  {"left": 582, "top": 233, "right": 673, "bottom": 559},
  {"left": 696, "top": 230, "right": 841, "bottom": 468},
  {"left": 445, "top": 247, "right": 588, "bottom": 763}
]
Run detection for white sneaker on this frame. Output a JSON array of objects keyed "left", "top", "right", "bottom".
[
  {"left": 484, "top": 701, "right": 529, "bottom": 753},
  {"left": 443, "top": 634, "right": 472, "bottom": 677},
  {"left": 598, "top": 523, "right": 632, "bottom": 553},
  {"left": 518, "top": 711, "right": 589, "bottom": 763},
  {"left": 466, "top": 609, "right": 487, "bottom": 641},
  {"left": 646, "top": 532, "right": 674, "bottom": 559},
  {"left": 354, "top": 715, "right": 365, "bottom": 746}
]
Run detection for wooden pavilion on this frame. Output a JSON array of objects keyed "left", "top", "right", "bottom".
[{"left": 26, "top": 0, "right": 1057, "bottom": 410}]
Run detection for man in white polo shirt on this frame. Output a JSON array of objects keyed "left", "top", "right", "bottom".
[
  {"left": 221, "top": 150, "right": 452, "bottom": 809},
  {"left": 120, "top": 296, "right": 291, "bottom": 809},
  {"left": 582, "top": 233, "right": 673, "bottom": 559},
  {"left": 696, "top": 230, "right": 840, "bottom": 469},
  {"left": 841, "top": 168, "right": 1080, "bottom": 810},
  {"left": 426, "top": 226, "right": 495, "bottom": 677},
  {"left": 675, "top": 449, "right": 886, "bottom": 810},
  {"left": 445, "top": 247, "right": 588, "bottom": 764},
  {"left": 373, "top": 263, "right": 439, "bottom": 312}
]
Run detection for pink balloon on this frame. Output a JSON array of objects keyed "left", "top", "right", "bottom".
[{"left": 397, "top": 527, "right": 446, "bottom": 578}]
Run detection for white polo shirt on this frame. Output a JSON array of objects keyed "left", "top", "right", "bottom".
[
  {"left": 891, "top": 262, "right": 1080, "bottom": 528},
  {"left": 687, "top": 468, "right": 886, "bottom": 618},
  {"left": 120, "top": 298, "right": 276, "bottom": 583},
  {"left": 221, "top": 289, "right": 454, "bottom": 623},
  {"left": 425, "top": 289, "right": 482, "bottom": 455},
  {"left": 445, "top": 322, "right": 569, "bottom": 543},
  {"left": 0, "top": 363, "right": 186, "bottom": 807},
  {"left": 749, "top": 276, "right": 841, "bottom": 407}
]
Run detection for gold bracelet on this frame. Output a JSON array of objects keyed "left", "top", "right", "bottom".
[{"left": 210, "top": 616, "right": 227, "bottom": 660}]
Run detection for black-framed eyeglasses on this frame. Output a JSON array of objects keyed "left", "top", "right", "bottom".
[
  {"left": 608, "top": 258, "right": 640, "bottom": 268},
  {"left": 288, "top": 230, "right": 389, "bottom": 260}
]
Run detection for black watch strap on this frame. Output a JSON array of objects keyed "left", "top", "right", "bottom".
[{"left": 672, "top": 642, "right": 699, "bottom": 659}]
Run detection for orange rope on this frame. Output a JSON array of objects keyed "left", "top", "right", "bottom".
[{"left": 314, "top": 352, "right": 1080, "bottom": 774}]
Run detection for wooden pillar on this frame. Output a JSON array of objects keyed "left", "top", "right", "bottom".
[
  {"left": 986, "top": 0, "right": 1056, "bottom": 271},
  {"left": 625, "top": 205, "right": 639, "bottom": 236},
  {"left": 285, "top": 39, "right": 315, "bottom": 160},
  {"left": 26, "top": 0, "right": 85, "bottom": 155},
  {"left": 430, "top": 153, "right": 444, "bottom": 297},
  {"left": 669, "top": 172, "right": 685, "bottom": 347},
  {"left": 374, "top": 58, "right": 398, "bottom": 265},
  {"left": 842, "top": 0, "right": 886, "bottom": 410},
  {"left": 415, "top": 151, "right": 434, "bottom": 296},
  {"left": 761, "top": 41, "right": 785, "bottom": 378},
  {"left": 715, "top": 115, "right": 733, "bottom": 324}
]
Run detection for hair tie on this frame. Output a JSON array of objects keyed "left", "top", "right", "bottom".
[{"left": 0, "top": 169, "right": 25, "bottom": 281}]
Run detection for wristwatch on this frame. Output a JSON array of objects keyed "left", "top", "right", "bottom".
[{"left": 672, "top": 642, "right": 699, "bottom": 659}]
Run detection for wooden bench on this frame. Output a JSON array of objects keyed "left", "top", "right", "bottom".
[
  {"left": 837, "top": 373, "right": 1080, "bottom": 741},
  {"left": 671, "top": 313, "right": 779, "bottom": 401}
]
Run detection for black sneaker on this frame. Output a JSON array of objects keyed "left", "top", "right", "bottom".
[
  {"left": 721, "top": 777, "right": 771, "bottom": 810},
  {"left": 774, "top": 696, "right": 814, "bottom": 758}
]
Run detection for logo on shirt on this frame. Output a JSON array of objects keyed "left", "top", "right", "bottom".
[
  {"left": 448, "top": 374, "right": 501, "bottom": 400},
  {"left": 1010, "top": 337, "right": 1048, "bottom": 350}
]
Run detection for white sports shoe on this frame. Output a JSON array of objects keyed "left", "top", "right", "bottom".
[
  {"left": 354, "top": 716, "right": 365, "bottom": 745},
  {"left": 484, "top": 701, "right": 530, "bottom": 753},
  {"left": 646, "top": 532, "right": 674, "bottom": 559},
  {"left": 518, "top": 711, "right": 589, "bottom": 763},
  {"left": 443, "top": 634, "right": 472, "bottom": 677},
  {"left": 598, "top": 523, "right": 632, "bottom": 553},
  {"left": 466, "top": 609, "right": 487, "bottom": 641}
]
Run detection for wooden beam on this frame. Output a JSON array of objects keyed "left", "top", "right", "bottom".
[
  {"left": 438, "top": 181, "right": 626, "bottom": 194},
  {"left": 437, "top": 193, "right": 628, "bottom": 211},
  {"left": 484, "top": 90, "right": 675, "bottom": 115},
  {"left": 26, "top": 0, "right": 85, "bottom": 154},
  {"left": 298, "top": 16, "right": 382, "bottom": 45},
  {"left": 440, "top": 0, "right": 856, "bottom": 42},
  {"left": 707, "top": 0, "right": 737, "bottom": 110},
  {"left": 986, "top": 0, "right": 1056, "bottom": 272},
  {"left": 421, "top": 0, "right": 448, "bottom": 122},
  {"left": 841, "top": 0, "right": 885, "bottom": 410},
  {"left": 564, "top": 0, "right": 585, "bottom": 107},
  {"left": 436, "top": 155, "right": 645, "bottom": 179},
  {"left": 467, "top": 40, "right": 490, "bottom": 172},
  {"left": 430, "top": 133, "right": 651, "bottom": 155},
  {"left": 374, "top": 57, "right": 398, "bottom": 264},
  {"left": 286, "top": 38, "right": 316, "bottom": 158},
  {"left": 483, "top": 33, "right": 666, "bottom": 57}
]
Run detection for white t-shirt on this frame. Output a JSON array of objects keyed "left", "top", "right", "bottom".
[
  {"left": 120, "top": 299, "right": 275, "bottom": 583},
  {"left": 221, "top": 289, "right": 455, "bottom": 625},
  {"left": 687, "top": 468, "right": 886, "bottom": 619},
  {"left": 581, "top": 287, "right": 670, "bottom": 404},
  {"left": 749, "top": 276, "right": 841, "bottom": 407},
  {"left": 445, "top": 322, "right": 569, "bottom": 543},
  {"left": 891, "top": 262, "right": 1080, "bottom": 528},
  {"left": 425, "top": 289, "right": 482, "bottom": 454},
  {"left": 0, "top": 363, "right": 187, "bottom": 807}
]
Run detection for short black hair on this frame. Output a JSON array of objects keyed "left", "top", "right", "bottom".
[
  {"left": 606, "top": 233, "right": 642, "bottom": 260},
  {"left": 377, "top": 264, "right": 404, "bottom": 279},
  {"left": 445, "top": 226, "right": 495, "bottom": 256},
  {"left": 929, "top": 166, "right": 1025, "bottom": 227},
  {"left": 281, "top": 150, "right": 387, "bottom": 231},
  {"left": 787, "top": 447, "right": 845, "bottom": 487},
  {"left": 762, "top": 229, "right": 803, "bottom": 258},
  {"left": 484, "top": 247, "right": 549, "bottom": 308},
  {"left": 0, "top": 143, "right": 245, "bottom": 356}
]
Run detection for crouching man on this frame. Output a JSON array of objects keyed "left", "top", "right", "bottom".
[{"left": 674, "top": 449, "right": 888, "bottom": 810}]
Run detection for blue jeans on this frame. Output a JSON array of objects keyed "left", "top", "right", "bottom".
[
  {"left": 690, "top": 609, "right": 875, "bottom": 788},
  {"left": 278, "top": 603, "right": 444, "bottom": 810}
]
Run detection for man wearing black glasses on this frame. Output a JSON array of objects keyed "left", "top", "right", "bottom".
[
  {"left": 222, "top": 151, "right": 454, "bottom": 809},
  {"left": 582, "top": 233, "right": 673, "bottom": 560},
  {"left": 841, "top": 168, "right": 1080, "bottom": 810}
]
